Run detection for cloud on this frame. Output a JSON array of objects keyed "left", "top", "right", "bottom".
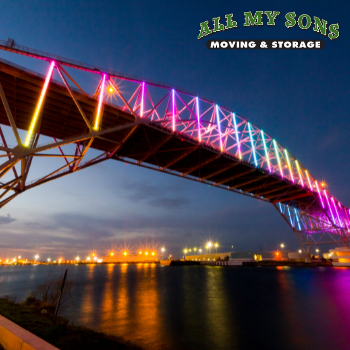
[{"left": 0, "top": 214, "right": 16, "bottom": 224}]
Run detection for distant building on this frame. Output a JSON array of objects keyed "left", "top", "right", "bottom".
[{"left": 102, "top": 253, "right": 158, "bottom": 263}]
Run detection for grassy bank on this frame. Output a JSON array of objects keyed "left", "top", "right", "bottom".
[{"left": 0, "top": 297, "right": 142, "bottom": 350}]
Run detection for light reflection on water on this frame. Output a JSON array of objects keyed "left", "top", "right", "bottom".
[{"left": 0, "top": 264, "right": 350, "bottom": 350}]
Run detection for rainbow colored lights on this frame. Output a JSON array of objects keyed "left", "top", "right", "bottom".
[
  {"left": 196, "top": 97, "right": 201, "bottom": 142},
  {"left": 261, "top": 130, "right": 270, "bottom": 172},
  {"left": 172, "top": 89, "right": 175, "bottom": 132},
  {"left": 215, "top": 104, "right": 223, "bottom": 152},
  {"left": 273, "top": 140, "right": 283, "bottom": 178},
  {"left": 24, "top": 61, "right": 55, "bottom": 147},
  {"left": 140, "top": 82, "right": 145, "bottom": 117},
  {"left": 248, "top": 122, "right": 257, "bottom": 167},
  {"left": 315, "top": 181, "right": 324, "bottom": 208},
  {"left": 324, "top": 190, "right": 335, "bottom": 225},
  {"left": 284, "top": 150, "right": 294, "bottom": 183},
  {"left": 295, "top": 160, "right": 304, "bottom": 187},
  {"left": 233, "top": 113, "right": 241, "bottom": 159},
  {"left": 94, "top": 74, "right": 106, "bottom": 130}
]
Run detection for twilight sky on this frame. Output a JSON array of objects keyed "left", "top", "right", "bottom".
[{"left": 0, "top": 0, "right": 349, "bottom": 259}]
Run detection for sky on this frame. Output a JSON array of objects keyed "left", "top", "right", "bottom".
[{"left": 0, "top": 1, "right": 349, "bottom": 260}]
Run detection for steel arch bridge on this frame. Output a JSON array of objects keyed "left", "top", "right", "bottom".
[{"left": 0, "top": 39, "right": 348, "bottom": 257}]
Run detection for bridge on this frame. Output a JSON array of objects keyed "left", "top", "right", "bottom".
[{"left": 0, "top": 39, "right": 348, "bottom": 258}]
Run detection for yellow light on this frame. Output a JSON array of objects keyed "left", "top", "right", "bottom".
[
  {"left": 184, "top": 249, "right": 187, "bottom": 253},
  {"left": 207, "top": 242, "right": 212, "bottom": 248},
  {"left": 321, "top": 182, "right": 325, "bottom": 187},
  {"left": 145, "top": 252, "right": 148, "bottom": 255},
  {"left": 194, "top": 248, "right": 197, "bottom": 251},
  {"left": 152, "top": 252, "right": 155, "bottom": 256},
  {"left": 124, "top": 251, "right": 127, "bottom": 256},
  {"left": 110, "top": 252, "right": 114, "bottom": 256},
  {"left": 215, "top": 243, "right": 218, "bottom": 248},
  {"left": 76, "top": 256, "right": 80, "bottom": 261},
  {"left": 92, "top": 253, "right": 95, "bottom": 256},
  {"left": 139, "top": 251, "right": 142, "bottom": 254},
  {"left": 24, "top": 61, "right": 55, "bottom": 146},
  {"left": 87, "top": 257, "right": 91, "bottom": 260},
  {"left": 108, "top": 87, "right": 114, "bottom": 93},
  {"left": 189, "top": 249, "right": 192, "bottom": 252}
]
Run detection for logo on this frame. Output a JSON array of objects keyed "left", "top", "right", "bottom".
[{"left": 198, "top": 11, "right": 340, "bottom": 49}]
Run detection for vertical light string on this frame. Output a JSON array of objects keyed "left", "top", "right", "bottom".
[
  {"left": 24, "top": 61, "right": 55, "bottom": 146},
  {"left": 273, "top": 140, "right": 284, "bottom": 178},
  {"left": 305, "top": 170, "right": 313, "bottom": 191},
  {"left": 331, "top": 197, "right": 342, "bottom": 227},
  {"left": 261, "top": 130, "right": 270, "bottom": 172},
  {"left": 324, "top": 190, "right": 335, "bottom": 224},
  {"left": 294, "top": 208, "right": 301, "bottom": 230},
  {"left": 215, "top": 104, "right": 223, "bottom": 152},
  {"left": 140, "top": 82, "right": 145, "bottom": 117},
  {"left": 248, "top": 122, "right": 257, "bottom": 167},
  {"left": 284, "top": 149, "right": 294, "bottom": 182},
  {"left": 315, "top": 181, "right": 324, "bottom": 208},
  {"left": 94, "top": 74, "right": 106, "bottom": 130},
  {"left": 296, "top": 161, "right": 304, "bottom": 187},
  {"left": 287, "top": 205, "right": 293, "bottom": 226},
  {"left": 196, "top": 97, "right": 201, "bottom": 142},
  {"left": 233, "top": 113, "right": 241, "bottom": 159},
  {"left": 172, "top": 89, "right": 175, "bottom": 131}
]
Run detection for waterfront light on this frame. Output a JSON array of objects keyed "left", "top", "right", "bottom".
[
  {"left": 87, "top": 257, "right": 91, "bottom": 261},
  {"left": 76, "top": 256, "right": 80, "bottom": 261},
  {"left": 152, "top": 252, "right": 155, "bottom": 256},
  {"left": 280, "top": 243, "right": 285, "bottom": 248},
  {"left": 207, "top": 242, "right": 212, "bottom": 248},
  {"left": 316, "top": 249, "right": 319, "bottom": 253},
  {"left": 145, "top": 252, "right": 148, "bottom": 255},
  {"left": 199, "top": 249, "right": 202, "bottom": 253},
  {"left": 124, "top": 251, "right": 127, "bottom": 256},
  {"left": 110, "top": 252, "right": 114, "bottom": 256},
  {"left": 139, "top": 251, "right": 142, "bottom": 254},
  {"left": 298, "top": 250, "right": 302, "bottom": 253},
  {"left": 35, "top": 255, "right": 39, "bottom": 260},
  {"left": 18, "top": 256, "right": 21, "bottom": 259},
  {"left": 47, "top": 258, "right": 51, "bottom": 262}
]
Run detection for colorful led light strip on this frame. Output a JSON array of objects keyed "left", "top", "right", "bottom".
[
  {"left": 331, "top": 197, "right": 342, "bottom": 227},
  {"left": 324, "top": 190, "right": 335, "bottom": 225},
  {"left": 305, "top": 170, "right": 313, "bottom": 191},
  {"left": 24, "top": 61, "right": 55, "bottom": 146},
  {"left": 94, "top": 74, "right": 106, "bottom": 130},
  {"left": 273, "top": 140, "right": 283, "bottom": 178},
  {"left": 315, "top": 181, "right": 324, "bottom": 208},
  {"left": 284, "top": 149, "right": 294, "bottom": 183},
  {"left": 172, "top": 89, "right": 175, "bottom": 131},
  {"left": 287, "top": 205, "right": 293, "bottom": 226},
  {"left": 196, "top": 97, "right": 201, "bottom": 142},
  {"left": 233, "top": 113, "right": 241, "bottom": 159},
  {"left": 278, "top": 202, "right": 283, "bottom": 214},
  {"left": 295, "top": 160, "right": 304, "bottom": 187},
  {"left": 294, "top": 208, "right": 301, "bottom": 230},
  {"left": 140, "top": 82, "right": 145, "bottom": 117},
  {"left": 215, "top": 104, "right": 223, "bottom": 152},
  {"left": 248, "top": 122, "right": 257, "bottom": 167},
  {"left": 261, "top": 130, "right": 270, "bottom": 172}
]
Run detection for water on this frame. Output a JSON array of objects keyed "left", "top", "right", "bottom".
[{"left": 0, "top": 264, "right": 350, "bottom": 350}]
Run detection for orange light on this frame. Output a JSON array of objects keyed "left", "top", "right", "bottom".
[
  {"left": 110, "top": 252, "right": 114, "bottom": 256},
  {"left": 152, "top": 252, "right": 155, "bottom": 256},
  {"left": 276, "top": 252, "right": 279, "bottom": 255},
  {"left": 145, "top": 252, "right": 148, "bottom": 255},
  {"left": 139, "top": 251, "right": 142, "bottom": 254},
  {"left": 321, "top": 182, "right": 325, "bottom": 187},
  {"left": 92, "top": 253, "right": 95, "bottom": 257},
  {"left": 124, "top": 251, "right": 127, "bottom": 256},
  {"left": 108, "top": 87, "right": 114, "bottom": 93}
]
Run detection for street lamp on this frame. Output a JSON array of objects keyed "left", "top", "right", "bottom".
[
  {"left": 199, "top": 249, "right": 202, "bottom": 254},
  {"left": 298, "top": 250, "right": 302, "bottom": 253},
  {"left": 184, "top": 249, "right": 187, "bottom": 259},
  {"left": 35, "top": 255, "right": 39, "bottom": 261},
  {"left": 280, "top": 243, "right": 285, "bottom": 249},
  {"left": 215, "top": 243, "right": 218, "bottom": 253},
  {"left": 207, "top": 242, "right": 212, "bottom": 254},
  {"left": 76, "top": 256, "right": 80, "bottom": 262},
  {"left": 161, "top": 247, "right": 165, "bottom": 260}
]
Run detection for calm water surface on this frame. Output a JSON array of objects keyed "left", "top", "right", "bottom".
[{"left": 0, "top": 264, "right": 350, "bottom": 350}]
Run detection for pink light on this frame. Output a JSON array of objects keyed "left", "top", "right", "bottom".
[
  {"left": 94, "top": 74, "right": 106, "bottom": 130},
  {"left": 172, "top": 89, "right": 175, "bottom": 131},
  {"left": 324, "top": 190, "right": 335, "bottom": 225},
  {"left": 140, "top": 82, "right": 145, "bottom": 117},
  {"left": 196, "top": 97, "right": 201, "bottom": 142},
  {"left": 216, "top": 104, "right": 223, "bottom": 152},
  {"left": 24, "top": 61, "right": 55, "bottom": 146},
  {"left": 315, "top": 181, "right": 324, "bottom": 208},
  {"left": 331, "top": 197, "right": 342, "bottom": 227}
]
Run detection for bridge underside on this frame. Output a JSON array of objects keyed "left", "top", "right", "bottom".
[
  {"left": 0, "top": 59, "right": 316, "bottom": 207},
  {"left": 0, "top": 55, "right": 347, "bottom": 254}
]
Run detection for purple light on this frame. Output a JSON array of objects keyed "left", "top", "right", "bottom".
[
  {"left": 315, "top": 181, "right": 324, "bottom": 208},
  {"left": 331, "top": 197, "right": 342, "bottom": 227},
  {"left": 172, "top": 89, "right": 175, "bottom": 131},
  {"left": 324, "top": 190, "right": 335, "bottom": 225},
  {"left": 215, "top": 104, "right": 223, "bottom": 152},
  {"left": 140, "top": 82, "right": 145, "bottom": 117},
  {"left": 196, "top": 97, "right": 201, "bottom": 142}
]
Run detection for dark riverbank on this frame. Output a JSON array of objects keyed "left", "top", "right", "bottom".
[{"left": 0, "top": 298, "right": 143, "bottom": 350}]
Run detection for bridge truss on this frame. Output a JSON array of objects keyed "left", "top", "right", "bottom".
[{"left": 0, "top": 39, "right": 348, "bottom": 255}]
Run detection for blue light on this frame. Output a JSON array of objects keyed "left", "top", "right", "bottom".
[{"left": 294, "top": 208, "right": 301, "bottom": 231}]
